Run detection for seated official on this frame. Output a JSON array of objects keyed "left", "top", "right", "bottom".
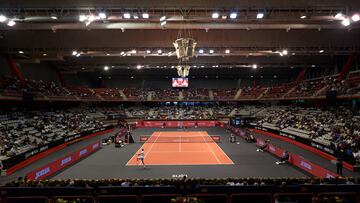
[
  {"left": 246, "top": 134, "right": 256, "bottom": 143},
  {"left": 276, "top": 151, "right": 290, "bottom": 165},
  {"left": 257, "top": 139, "right": 270, "bottom": 152},
  {"left": 229, "top": 134, "right": 236, "bottom": 143}
]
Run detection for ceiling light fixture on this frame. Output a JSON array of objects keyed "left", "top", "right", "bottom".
[
  {"left": 230, "top": 12, "right": 237, "bottom": 19},
  {"left": 252, "top": 64, "right": 257, "bottom": 69},
  {"left": 104, "top": 66, "right": 109, "bottom": 71},
  {"left": 50, "top": 13, "right": 58, "bottom": 20},
  {"left": 79, "top": 15, "right": 87, "bottom": 22},
  {"left": 342, "top": 18, "right": 351, "bottom": 26},
  {"left": 136, "top": 65, "right": 142, "bottom": 69},
  {"left": 199, "top": 49, "right": 204, "bottom": 54},
  {"left": 209, "top": 49, "right": 214, "bottom": 54},
  {"left": 0, "top": 15, "right": 7, "bottom": 22},
  {"left": 300, "top": 15, "right": 307, "bottom": 19},
  {"left": 319, "top": 50, "right": 324, "bottom": 53},
  {"left": 225, "top": 49, "right": 230, "bottom": 54},
  {"left": 352, "top": 14, "right": 360, "bottom": 22},
  {"left": 18, "top": 51, "right": 24, "bottom": 54},
  {"left": 142, "top": 13, "right": 149, "bottom": 19},
  {"left": 212, "top": 12, "right": 219, "bottom": 19},
  {"left": 123, "top": 13, "right": 131, "bottom": 19},
  {"left": 256, "top": 13, "right": 264, "bottom": 19},
  {"left": 98, "top": 12, "right": 107, "bottom": 19},
  {"left": 335, "top": 12, "right": 344, "bottom": 20},
  {"left": 7, "top": 20, "right": 15, "bottom": 27}
]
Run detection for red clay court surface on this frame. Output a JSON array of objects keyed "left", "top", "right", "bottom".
[{"left": 126, "top": 131, "right": 234, "bottom": 166}]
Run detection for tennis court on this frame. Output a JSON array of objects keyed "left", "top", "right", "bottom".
[{"left": 126, "top": 131, "right": 234, "bottom": 166}]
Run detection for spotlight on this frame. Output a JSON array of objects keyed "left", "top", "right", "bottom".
[
  {"left": 209, "top": 49, "right": 214, "bottom": 54},
  {"left": 7, "top": 20, "right": 16, "bottom": 27},
  {"left": 252, "top": 64, "right": 257, "bottom": 69},
  {"left": 212, "top": 12, "right": 219, "bottom": 19},
  {"left": 352, "top": 14, "right": 360, "bottom": 22},
  {"left": 123, "top": 13, "right": 131, "bottom": 19},
  {"left": 88, "top": 15, "right": 96, "bottom": 22},
  {"left": 104, "top": 66, "right": 109, "bottom": 71},
  {"left": 99, "top": 12, "right": 107, "bottom": 19},
  {"left": 146, "top": 50, "right": 151, "bottom": 54},
  {"left": 72, "top": 51, "right": 78, "bottom": 56},
  {"left": 319, "top": 50, "right": 324, "bottom": 53},
  {"left": 0, "top": 15, "right": 7, "bottom": 22},
  {"left": 18, "top": 51, "right": 24, "bottom": 54},
  {"left": 50, "top": 13, "right": 58, "bottom": 20},
  {"left": 79, "top": 15, "right": 87, "bottom": 22},
  {"left": 160, "top": 21, "right": 167, "bottom": 26},
  {"left": 335, "top": 12, "right": 344, "bottom": 20},
  {"left": 256, "top": 13, "right": 264, "bottom": 19},
  {"left": 136, "top": 65, "right": 142, "bottom": 69},
  {"left": 230, "top": 12, "right": 237, "bottom": 19},
  {"left": 160, "top": 16, "right": 166, "bottom": 22},
  {"left": 225, "top": 49, "right": 230, "bottom": 54},
  {"left": 199, "top": 49, "right": 204, "bottom": 54},
  {"left": 342, "top": 18, "right": 351, "bottom": 26},
  {"left": 142, "top": 13, "right": 149, "bottom": 19}
]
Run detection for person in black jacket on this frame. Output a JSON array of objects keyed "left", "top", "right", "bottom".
[{"left": 336, "top": 157, "right": 343, "bottom": 175}]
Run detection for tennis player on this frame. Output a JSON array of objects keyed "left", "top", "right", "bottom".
[{"left": 137, "top": 148, "right": 145, "bottom": 168}]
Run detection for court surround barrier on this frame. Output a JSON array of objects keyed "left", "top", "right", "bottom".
[
  {"left": 26, "top": 140, "right": 101, "bottom": 181},
  {"left": 248, "top": 124, "right": 355, "bottom": 171},
  {"left": 135, "top": 120, "right": 223, "bottom": 128},
  {"left": 139, "top": 135, "right": 221, "bottom": 143},
  {"left": 2, "top": 125, "right": 114, "bottom": 175},
  {"left": 256, "top": 139, "right": 339, "bottom": 178}
]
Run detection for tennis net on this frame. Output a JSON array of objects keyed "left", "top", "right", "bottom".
[{"left": 139, "top": 135, "right": 221, "bottom": 143}]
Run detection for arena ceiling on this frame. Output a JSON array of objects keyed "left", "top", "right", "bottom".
[{"left": 0, "top": 0, "right": 359, "bottom": 75}]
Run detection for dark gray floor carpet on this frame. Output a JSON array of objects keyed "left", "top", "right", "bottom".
[
  {"left": 52, "top": 127, "right": 307, "bottom": 179},
  {"left": 252, "top": 132, "right": 360, "bottom": 177}
]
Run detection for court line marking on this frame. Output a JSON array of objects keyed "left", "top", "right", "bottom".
[
  {"left": 127, "top": 162, "right": 234, "bottom": 166},
  {"left": 204, "top": 133, "right": 234, "bottom": 164},
  {"left": 139, "top": 132, "right": 161, "bottom": 165},
  {"left": 179, "top": 133, "right": 181, "bottom": 152},
  {"left": 199, "top": 132, "right": 221, "bottom": 164}
]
